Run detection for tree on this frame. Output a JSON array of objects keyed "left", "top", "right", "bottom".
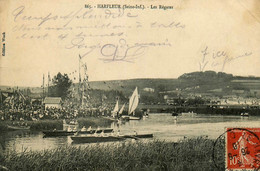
[{"left": 50, "top": 72, "right": 72, "bottom": 99}]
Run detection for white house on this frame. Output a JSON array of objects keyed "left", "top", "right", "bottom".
[
  {"left": 43, "top": 97, "right": 62, "bottom": 109},
  {"left": 143, "top": 87, "right": 155, "bottom": 93}
]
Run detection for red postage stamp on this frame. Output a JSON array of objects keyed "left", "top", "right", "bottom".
[{"left": 226, "top": 128, "right": 260, "bottom": 170}]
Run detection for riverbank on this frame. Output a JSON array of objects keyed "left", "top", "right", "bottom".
[
  {"left": 0, "top": 117, "right": 113, "bottom": 131},
  {"left": 140, "top": 104, "right": 260, "bottom": 115},
  {"left": 1, "top": 137, "right": 224, "bottom": 170}
]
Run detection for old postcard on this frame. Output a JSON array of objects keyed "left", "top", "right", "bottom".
[{"left": 0, "top": 0, "right": 260, "bottom": 170}]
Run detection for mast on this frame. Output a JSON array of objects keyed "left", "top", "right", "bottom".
[
  {"left": 82, "top": 62, "right": 88, "bottom": 108},
  {"left": 47, "top": 72, "right": 50, "bottom": 97},
  {"left": 42, "top": 74, "right": 45, "bottom": 99},
  {"left": 78, "top": 54, "right": 88, "bottom": 108},
  {"left": 82, "top": 73, "right": 84, "bottom": 108}
]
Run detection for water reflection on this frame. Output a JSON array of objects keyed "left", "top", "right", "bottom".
[{"left": 1, "top": 114, "right": 260, "bottom": 153}]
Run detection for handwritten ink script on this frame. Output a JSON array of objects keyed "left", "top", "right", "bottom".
[
  {"left": 66, "top": 38, "right": 171, "bottom": 62},
  {"left": 199, "top": 46, "right": 252, "bottom": 72},
  {"left": 10, "top": 5, "right": 184, "bottom": 63}
]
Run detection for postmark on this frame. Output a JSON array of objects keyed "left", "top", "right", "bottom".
[{"left": 213, "top": 128, "right": 260, "bottom": 170}]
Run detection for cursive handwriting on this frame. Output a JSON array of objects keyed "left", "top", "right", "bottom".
[
  {"left": 65, "top": 36, "right": 101, "bottom": 57},
  {"left": 66, "top": 37, "right": 171, "bottom": 62},
  {"left": 199, "top": 46, "right": 252, "bottom": 72},
  {"left": 100, "top": 39, "right": 148, "bottom": 63},
  {"left": 12, "top": 6, "right": 138, "bottom": 27},
  {"left": 11, "top": 5, "right": 180, "bottom": 64}
]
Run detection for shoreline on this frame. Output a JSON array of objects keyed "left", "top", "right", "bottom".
[{"left": 0, "top": 117, "right": 113, "bottom": 132}]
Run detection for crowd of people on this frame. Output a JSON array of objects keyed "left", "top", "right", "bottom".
[{"left": 0, "top": 102, "right": 114, "bottom": 121}]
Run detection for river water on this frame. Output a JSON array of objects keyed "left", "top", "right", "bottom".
[{"left": 1, "top": 113, "right": 260, "bottom": 153}]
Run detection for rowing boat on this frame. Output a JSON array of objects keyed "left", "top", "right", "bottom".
[
  {"left": 123, "top": 134, "right": 153, "bottom": 139},
  {"left": 71, "top": 136, "right": 125, "bottom": 143},
  {"left": 121, "top": 115, "right": 141, "bottom": 120},
  {"left": 71, "top": 133, "right": 153, "bottom": 143},
  {"left": 42, "top": 128, "right": 113, "bottom": 137}
]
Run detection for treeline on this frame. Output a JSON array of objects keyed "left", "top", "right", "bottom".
[
  {"left": 179, "top": 70, "right": 260, "bottom": 83},
  {"left": 178, "top": 71, "right": 233, "bottom": 82}
]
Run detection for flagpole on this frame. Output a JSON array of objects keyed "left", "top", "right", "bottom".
[
  {"left": 82, "top": 63, "right": 88, "bottom": 108},
  {"left": 79, "top": 55, "right": 81, "bottom": 107},
  {"left": 42, "top": 74, "right": 45, "bottom": 100},
  {"left": 47, "top": 72, "right": 50, "bottom": 97},
  {"left": 82, "top": 77, "right": 84, "bottom": 108}
]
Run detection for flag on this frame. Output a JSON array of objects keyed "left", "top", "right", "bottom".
[
  {"left": 42, "top": 74, "right": 45, "bottom": 87},
  {"left": 48, "top": 72, "right": 51, "bottom": 82},
  {"left": 83, "top": 63, "right": 87, "bottom": 70}
]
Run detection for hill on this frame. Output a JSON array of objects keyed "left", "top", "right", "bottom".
[{"left": 1, "top": 71, "right": 260, "bottom": 104}]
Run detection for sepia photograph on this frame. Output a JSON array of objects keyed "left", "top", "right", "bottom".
[{"left": 0, "top": 0, "right": 260, "bottom": 170}]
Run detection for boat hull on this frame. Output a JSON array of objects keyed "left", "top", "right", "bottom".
[
  {"left": 79, "top": 129, "right": 114, "bottom": 134},
  {"left": 241, "top": 113, "right": 249, "bottom": 117},
  {"left": 42, "top": 128, "right": 113, "bottom": 137},
  {"left": 123, "top": 134, "right": 153, "bottom": 139},
  {"left": 71, "top": 136, "right": 125, "bottom": 143},
  {"left": 129, "top": 116, "right": 141, "bottom": 120},
  {"left": 7, "top": 125, "right": 30, "bottom": 130},
  {"left": 172, "top": 112, "right": 179, "bottom": 116},
  {"left": 121, "top": 115, "right": 141, "bottom": 120},
  {"left": 71, "top": 134, "right": 153, "bottom": 143},
  {"left": 120, "top": 116, "right": 130, "bottom": 121}
]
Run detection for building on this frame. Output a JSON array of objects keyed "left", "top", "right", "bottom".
[
  {"left": 43, "top": 97, "right": 62, "bottom": 109},
  {"left": 143, "top": 87, "right": 155, "bottom": 93}
]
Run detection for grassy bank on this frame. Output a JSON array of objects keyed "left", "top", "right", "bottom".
[
  {"left": 2, "top": 138, "right": 225, "bottom": 171},
  {"left": 0, "top": 117, "right": 113, "bottom": 131}
]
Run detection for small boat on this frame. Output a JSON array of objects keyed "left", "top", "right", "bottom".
[
  {"left": 143, "top": 109, "right": 149, "bottom": 118},
  {"left": 120, "top": 115, "right": 130, "bottom": 121},
  {"left": 42, "top": 128, "right": 113, "bottom": 137},
  {"left": 129, "top": 116, "right": 141, "bottom": 120},
  {"left": 71, "top": 133, "right": 153, "bottom": 143},
  {"left": 241, "top": 112, "right": 249, "bottom": 117},
  {"left": 71, "top": 135, "right": 126, "bottom": 143},
  {"left": 123, "top": 134, "right": 153, "bottom": 139},
  {"left": 78, "top": 128, "right": 114, "bottom": 134},
  {"left": 172, "top": 112, "right": 179, "bottom": 116},
  {"left": 111, "top": 100, "right": 119, "bottom": 118},
  {"left": 121, "top": 87, "right": 141, "bottom": 120},
  {"left": 120, "top": 115, "right": 141, "bottom": 120},
  {"left": 43, "top": 130, "right": 76, "bottom": 136},
  {"left": 7, "top": 125, "right": 30, "bottom": 130}
]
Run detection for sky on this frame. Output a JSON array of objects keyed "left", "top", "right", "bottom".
[{"left": 0, "top": 0, "right": 260, "bottom": 87}]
